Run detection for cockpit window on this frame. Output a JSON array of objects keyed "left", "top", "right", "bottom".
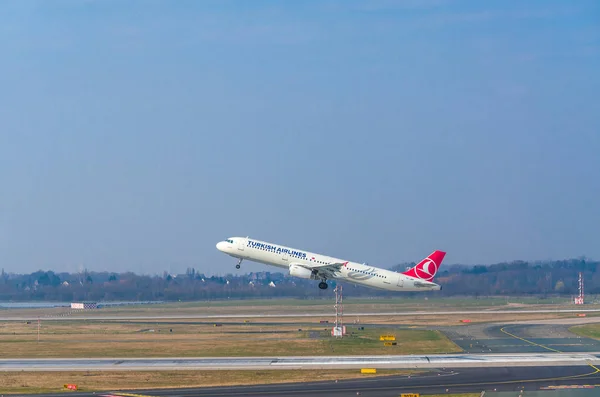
[{"left": 226, "top": 239, "right": 233, "bottom": 243}]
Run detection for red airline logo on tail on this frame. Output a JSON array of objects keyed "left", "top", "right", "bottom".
[{"left": 401, "top": 250, "right": 446, "bottom": 281}]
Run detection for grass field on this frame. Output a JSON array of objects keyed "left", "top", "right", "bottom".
[
  {"left": 0, "top": 321, "right": 461, "bottom": 358},
  {"left": 0, "top": 369, "right": 422, "bottom": 394},
  {"left": 0, "top": 370, "right": 486, "bottom": 395},
  {"left": 569, "top": 323, "right": 600, "bottom": 339}
]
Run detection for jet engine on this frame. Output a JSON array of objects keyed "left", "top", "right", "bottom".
[{"left": 289, "top": 264, "right": 317, "bottom": 280}]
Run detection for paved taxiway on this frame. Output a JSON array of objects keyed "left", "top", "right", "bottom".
[
  {"left": 435, "top": 321, "right": 600, "bottom": 354},
  {"left": 27, "top": 366, "right": 600, "bottom": 397},
  {"left": 2, "top": 308, "right": 600, "bottom": 321}
]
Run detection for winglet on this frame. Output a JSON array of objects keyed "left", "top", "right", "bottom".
[{"left": 401, "top": 250, "right": 446, "bottom": 281}]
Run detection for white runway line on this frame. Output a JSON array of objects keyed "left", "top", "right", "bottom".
[{"left": 2, "top": 353, "right": 600, "bottom": 371}]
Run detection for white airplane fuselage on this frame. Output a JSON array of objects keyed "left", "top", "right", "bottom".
[{"left": 216, "top": 237, "right": 442, "bottom": 292}]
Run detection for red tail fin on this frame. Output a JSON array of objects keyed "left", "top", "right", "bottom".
[{"left": 401, "top": 250, "right": 446, "bottom": 281}]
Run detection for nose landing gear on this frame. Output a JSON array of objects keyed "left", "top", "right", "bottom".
[{"left": 235, "top": 258, "right": 243, "bottom": 269}]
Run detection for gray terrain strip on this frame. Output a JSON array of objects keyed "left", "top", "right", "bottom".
[
  {"left": 433, "top": 321, "right": 600, "bottom": 354},
  {"left": 2, "top": 353, "right": 600, "bottom": 371},
  {"left": 2, "top": 308, "right": 600, "bottom": 321}
]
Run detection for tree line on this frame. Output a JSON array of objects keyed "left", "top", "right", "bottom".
[{"left": 0, "top": 257, "right": 597, "bottom": 302}]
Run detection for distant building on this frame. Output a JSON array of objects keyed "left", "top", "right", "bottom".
[{"left": 70, "top": 302, "right": 97, "bottom": 310}]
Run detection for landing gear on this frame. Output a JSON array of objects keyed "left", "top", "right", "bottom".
[
  {"left": 235, "top": 258, "right": 243, "bottom": 269},
  {"left": 318, "top": 281, "right": 328, "bottom": 290}
]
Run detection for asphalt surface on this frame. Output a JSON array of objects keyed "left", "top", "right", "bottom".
[
  {"left": 4, "top": 353, "right": 600, "bottom": 371},
  {"left": 2, "top": 308, "right": 600, "bottom": 321},
  {"left": 27, "top": 366, "right": 600, "bottom": 397},
  {"left": 434, "top": 322, "right": 600, "bottom": 354}
]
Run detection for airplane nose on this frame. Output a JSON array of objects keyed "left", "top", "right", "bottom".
[{"left": 216, "top": 241, "right": 227, "bottom": 252}]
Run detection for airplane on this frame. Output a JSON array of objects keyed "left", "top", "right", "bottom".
[{"left": 216, "top": 237, "right": 445, "bottom": 292}]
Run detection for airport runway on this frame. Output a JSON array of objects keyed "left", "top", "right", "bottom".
[
  {"left": 4, "top": 308, "right": 600, "bottom": 395},
  {"left": 2, "top": 353, "right": 600, "bottom": 371},
  {"left": 26, "top": 366, "right": 600, "bottom": 397},
  {"left": 2, "top": 308, "right": 600, "bottom": 321}
]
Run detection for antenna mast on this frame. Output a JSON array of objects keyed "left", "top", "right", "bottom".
[
  {"left": 332, "top": 285, "right": 345, "bottom": 337},
  {"left": 575, "top": 272, "right": 584, "bottom": 305}
]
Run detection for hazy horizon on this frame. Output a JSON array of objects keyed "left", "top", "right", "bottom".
[{"left": 1, "top": 0, "right": 599, "bottom": 275}]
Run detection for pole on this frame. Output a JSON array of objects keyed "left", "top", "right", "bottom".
[
  {"left": 37, "top": 317, "right": 40, "bottom": 343},
  {"left": 334, "top": 285, "right": 344, "bottom": 337},
  {"left": 580, "top": 272, "right": 584, "bottom": 304}
]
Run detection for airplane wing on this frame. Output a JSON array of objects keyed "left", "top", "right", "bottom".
[{"left": 291, "top": 261, "right": 347, "bottom": 279}]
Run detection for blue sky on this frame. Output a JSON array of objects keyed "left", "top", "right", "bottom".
[{"left": 1, "top": 0, "right": 599, "bottom": 275}]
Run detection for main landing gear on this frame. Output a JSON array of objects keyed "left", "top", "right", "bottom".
[
  {"left": 318, "top": 280, "right": 328, "bottom": 290},
  {"left": 235, "top": 258, "right": 243, "bottom": 269}
]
